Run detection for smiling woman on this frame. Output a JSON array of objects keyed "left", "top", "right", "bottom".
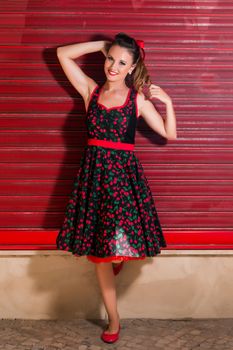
[
  {"left": 55, "top": 32, "right": 176, "bottom": 343},
  {"left": 103, "top": 33, "right": 151, "bottom": 92}
]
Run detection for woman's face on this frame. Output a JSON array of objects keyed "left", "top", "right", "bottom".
[{"left": 104, "top": 44, "right": 136, "bottom": 83}]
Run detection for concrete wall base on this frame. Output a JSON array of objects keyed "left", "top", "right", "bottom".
[{"left": 1, "top": 250, "right": 233, "bottom": 320}]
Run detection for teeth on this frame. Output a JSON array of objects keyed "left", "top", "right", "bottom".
[{"left": 109, "top": 71, "right": 117, "bottom": 75}]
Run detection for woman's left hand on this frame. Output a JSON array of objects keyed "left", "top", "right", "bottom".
[{"left": 147, "top": 84, "right": 172, "bottom": 104}]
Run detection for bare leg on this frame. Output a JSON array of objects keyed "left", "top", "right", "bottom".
[{"left": 95, "top": 262, "right": 120, "bottom": 333}]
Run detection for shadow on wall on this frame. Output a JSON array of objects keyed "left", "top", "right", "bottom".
[{"left": 26, "top": 251, "right": 154, "bottom": 320}]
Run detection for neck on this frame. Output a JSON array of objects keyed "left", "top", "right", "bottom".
[{"left": 102, "top": 80, "right": 128, "bottom": 91}]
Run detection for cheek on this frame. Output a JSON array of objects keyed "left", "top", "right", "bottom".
[
  {"left": 118, "top": 65, "right": 128, "bottom": 73},
  {"left": 104, "top": 62, "right": 110, "bottom": 74}
]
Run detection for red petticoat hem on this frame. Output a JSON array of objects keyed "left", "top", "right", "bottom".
[
  {"left": 86, "top": 255, "right": 146, "bottom": 263},
  {"left": 57, "top": 247, "right": 147, "bottom": 263}
]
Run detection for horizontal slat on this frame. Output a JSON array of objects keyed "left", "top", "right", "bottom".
[
  {"left": 1, "top": 163, "right": 233, "bottom": 180},
  {"left": 1, "top": 2, "right": 233, "bottom": 14},
  {"left": 2, "top": 83, "right": 233, "bottom": 99},
  {"left": 1, "top": 230, "right": 233, "bottom": 251},
  {"left": 0, "top": 212, "right": 231, "bottom": 228},
  {"left": 0, "top": 179, "right": 232, "bottom": 196},
  {"left": 1, "top": 47, "right": 233, "bottom": 64},
  {"left": 1, "top": 196, "right": 233, "bottom": 212},
  {"left": 1, "top": 113, "right": 233, "bottom": 125},
  {"left": 1, "top": 148, "right": 233, "bottom": 164},
  {"left": 1, "top": 132, "right": 233, "bottom": 147},
  {"left": 1, "top": 0, "right": 233, "bottom": 10},
  {"left": 10, "top": 9, "right": 218, "bottom": 17}
]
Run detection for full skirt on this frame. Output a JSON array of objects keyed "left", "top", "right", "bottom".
[{"left": 56, "top": 145, "right": 167, "bottom": 263}]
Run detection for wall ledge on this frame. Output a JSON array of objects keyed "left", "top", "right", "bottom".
[{"left": 1, "top": 249, "right": 233, "bottom": 258}]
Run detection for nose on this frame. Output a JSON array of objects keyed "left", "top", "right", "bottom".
[{"left": 110, "top": 61, "right": 118, "bottom": 71}]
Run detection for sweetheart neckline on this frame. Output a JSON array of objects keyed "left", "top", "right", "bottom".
[{"left": 97, "top": 85, "right": 131, "bottom": 111}]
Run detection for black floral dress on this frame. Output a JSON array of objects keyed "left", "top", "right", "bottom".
[{"left": 56, "top": 84, "right": 167, "bottom": 263}]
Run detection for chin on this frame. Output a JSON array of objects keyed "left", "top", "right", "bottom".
[{"left": 105, "top": 75, "right": 118, "bottom": 82}]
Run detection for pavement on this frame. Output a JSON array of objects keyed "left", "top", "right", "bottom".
[{"left": 0, "top": 318, "right": 233, "bottom": 350}]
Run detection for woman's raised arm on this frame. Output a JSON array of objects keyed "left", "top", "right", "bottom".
[
  {"left": 137, "top": 84, "right": 177, "bottom": 140},
  {"left": 56, "top": 40, "right": 110, "bottom": 108}
]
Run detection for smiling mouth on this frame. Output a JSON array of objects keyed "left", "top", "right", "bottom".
[{"left": 108, "top": 70, "right": 118, "bottom": 76}]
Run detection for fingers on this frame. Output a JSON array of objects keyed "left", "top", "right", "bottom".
[
  {"left": 149, "top": 84, "right": 160, "bottom": 90},
  {"left": 148, "top": 85, "right": 160, "bottom": 98}
]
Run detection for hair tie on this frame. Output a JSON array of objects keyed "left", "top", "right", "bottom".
[{"left": 136, "top": 39, "right": 145, "bottom": 60}]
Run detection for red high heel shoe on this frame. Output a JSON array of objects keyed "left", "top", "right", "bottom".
[
  {"left": 112, "top": 261, "right": 124, "bottom": 275},
  {"left": 101, "top": 324, "right": 121, "bottom": 343}
]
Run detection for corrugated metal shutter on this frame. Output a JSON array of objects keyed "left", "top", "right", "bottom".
[{"left": 0, "top": 0, "right": 233, "bottom": 250}]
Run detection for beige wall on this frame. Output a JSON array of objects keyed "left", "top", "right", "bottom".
[{"left": 1, "top": 250, "right": 233, "bottom": 320}]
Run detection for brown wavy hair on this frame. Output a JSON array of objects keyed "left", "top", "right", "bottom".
[{"left": 107, "top": 32, "right": 151, "bottom": 91}]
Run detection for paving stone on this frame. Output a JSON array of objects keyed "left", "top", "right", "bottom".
[
  {"left": 77, "top": 346, "right": 88, "bottom": 350},
  {"left": 1, "top": 318, "right": 233, "bottom": 350}
]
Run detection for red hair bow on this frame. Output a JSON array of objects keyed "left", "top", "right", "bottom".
[
  {"left": 136, "top": 40, "right": 144, "bottom": 49},
  {"left": 136, "top": 39, "right": 145, "bottom": 60}
]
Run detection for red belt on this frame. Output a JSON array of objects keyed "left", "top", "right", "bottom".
[{"left": 87, "top": 138, "right": 135, "bottom": 151}]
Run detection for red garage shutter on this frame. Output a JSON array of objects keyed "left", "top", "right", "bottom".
[{"left": 0, "top": 1, "right": 233, "bottom": 250}]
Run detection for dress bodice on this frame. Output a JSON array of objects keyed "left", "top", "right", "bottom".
[{"left": 85, "top": 85, "right": 139, "bottom": 144}]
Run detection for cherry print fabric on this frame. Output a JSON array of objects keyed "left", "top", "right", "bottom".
[{"left": 56, "top": 84, "right": 167, "bottom": 263}]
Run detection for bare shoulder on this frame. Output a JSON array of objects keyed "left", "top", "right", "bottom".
[
  {"left": 135, "top": 89, "right": 168, "bottom": 138},
  {"left": 136, "top": 90, "right": 153, "bottom": 117},
  {"left": 136, "top": 90, "right": 146, "bottom": 107}
]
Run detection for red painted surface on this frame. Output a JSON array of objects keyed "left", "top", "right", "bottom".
[
  {"left": 0, "top": 230, "right": 233, "bottom": 250},
  {"left": 0, "top": 1, "right": 233, "bottom": 250}
]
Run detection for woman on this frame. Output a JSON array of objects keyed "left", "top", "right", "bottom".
[{"left": 56, "top": 32, "right": 177, "bottom": 343}]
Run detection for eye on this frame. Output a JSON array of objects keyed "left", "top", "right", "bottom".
[
  {"left": 107, "top": 56, "right": 113, "bottom": 60},
  {"left": 120, "top": 61, "right": 126, "bottom": 65}
]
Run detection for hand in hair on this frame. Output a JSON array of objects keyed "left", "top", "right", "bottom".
[{"left": 101, "top": 40, "right": 112, "bottom": 57}]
